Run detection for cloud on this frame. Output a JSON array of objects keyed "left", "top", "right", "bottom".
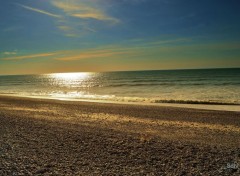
[
  {"left": 56, "top": 24, "right": 96, "bottom": 38},
  {"left": 3, "top": 52, "right": 59, "bottom": 61},
  {"left": 1, "top": 49, "right": 131, "bottom": 63},
  {"left": 2, "top": 51, "right": 17, "bottom": 55},
  {"left": 126, "top": 38, "right": 192, "bottom": 49},
  {"left": 71, "top": 13, "right": 117, "bottom": 22},
  {"left": 3, "top": 38, "right": 239, "bottom": 63},
  {"left": 52, "top": 0, "right": 119, "bottom": 23},
  {"left": 17, "top": 4, "right": 61, "bottom": 18},
  {"left": 16, "top": 1, "right": 119, "bottom": 38},
  {"left": 2, "top": 38, "right": 191, "bottom": 61},
  {"left": 55, "top": 49, "right": 132, "bottom": 61},
  {"left": 54, "top": 39, "right": 240, "bottom": 62},
  {"left": 58, "top": 25, "right": 72, "bottom": 31}
]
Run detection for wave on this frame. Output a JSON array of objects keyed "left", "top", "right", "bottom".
[
  {"left": 104, "top": 82, "right": 240, "bottom": 87},
  {"left": 152, "top": 99, "right": 240, "bottom": 105},
  {"left": 1, "top": 91, "right": 239, "bottom": 106}
]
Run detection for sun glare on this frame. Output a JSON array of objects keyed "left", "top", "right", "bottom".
[
  {"left": 50, "top": 72, "right": 92, "bottom": 80},
  {"left": 46, "top": 72, "right": 94, "bottom": 87}
]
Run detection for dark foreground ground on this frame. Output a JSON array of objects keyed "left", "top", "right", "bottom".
[{"left": 0, "top": 96, "right": 240, "bottom": 175}]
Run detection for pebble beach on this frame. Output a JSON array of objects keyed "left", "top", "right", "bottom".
[{"left": 0, "top": 95, "right": 240, "bottom": 175}]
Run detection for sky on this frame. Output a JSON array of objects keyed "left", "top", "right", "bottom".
[{"left": 0, "top": 0, "right": 240, "bottom": 75}]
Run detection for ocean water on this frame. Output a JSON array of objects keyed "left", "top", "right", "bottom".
[{"left": 0, "top": 68, "right": 240, "bottom": 105}]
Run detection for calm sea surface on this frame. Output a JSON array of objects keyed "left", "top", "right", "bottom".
[{"left": 0, "top": 68, "right": 239, "bottom": 105}]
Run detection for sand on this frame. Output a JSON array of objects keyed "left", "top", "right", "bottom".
[{"left": 0, "top": 95, "right": 240, "bottom": 175}]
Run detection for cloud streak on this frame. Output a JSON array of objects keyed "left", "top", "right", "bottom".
[
  {"left": 17, "top": 4, "right": 61, "bottom": 18},
  {"left": 52, "top": 0, "right": 119, "bottom": 23},
  {"left": 16, "top": 1, "right": 119, "bottom": 38},
  {"left": 2, "top": 51, "right": 17, "bottom": 55},
  {"left": 3, "top": 52, "right": 59, "bottom": 61},
  {"left": 2, "top": 38, "right": 240, "bottom": 64},
  {"left": 56, "top": 50, "right": 132, "bottom": 61}
]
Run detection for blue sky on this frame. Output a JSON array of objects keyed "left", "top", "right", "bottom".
[{"left": 0, "top": 0, "right": 240, "bottom": 74}]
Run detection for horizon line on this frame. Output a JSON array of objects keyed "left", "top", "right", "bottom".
[{"left": 0, "top": 67, "right": 239, "bottom": 76}]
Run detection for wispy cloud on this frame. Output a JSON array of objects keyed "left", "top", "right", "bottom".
[
  {"left": 1, "top": 37, "right": 192, "bottom": 61},
  {"left": 1, "top": 49, "right": 132, "bottom": 62},
  {"left": 123, "top": 38, "right": 192, "bottom": 49},
  {"left": 58, "top": 25, "right": 72, "bottom": 31},
  {"left": 56, "top": 49, "right": 132, "bottom": 61},
  {"left": 52, "top": 0, "right": 119, "bottom": 37},
  {"left": 3, "top": 52, "right": 59, "bottom": 61},
  {"left": 3, "top": 38, "right": 240, "bottom": 63},
  {"left": 15, "top": 1, "right": 119, "bottom": 38},
  {"left": 2, "top": 51, "right": 17, "bottom": 55},
  {"left": 17, "top": 4, "right": 61, "bottom": 18},
  {"left": 48, "top": 38, "right": 190, "bottom": 61},
  {"left": 52, "top": 0, "right": 119, "bottom": 23}
]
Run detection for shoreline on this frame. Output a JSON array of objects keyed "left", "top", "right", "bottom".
[
  {"left": 1, "top": 94, "right": 240, "bottom": 112},
  {"left": 0, "top": 95, "right": 240, "bottom": 175}
]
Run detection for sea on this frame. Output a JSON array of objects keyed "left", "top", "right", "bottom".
[{"left": 0, "top": 68, "right": 240, "bottom": 106}]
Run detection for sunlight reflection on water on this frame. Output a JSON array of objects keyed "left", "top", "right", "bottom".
[{"left": 0, "top": 69, "right": 240, "bottom": 105}]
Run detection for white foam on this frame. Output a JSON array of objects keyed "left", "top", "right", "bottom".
[{"left": 2, "top": 94, "right": 239, "bottom": 112}]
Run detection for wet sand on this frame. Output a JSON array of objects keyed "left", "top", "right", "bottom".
[{"left": 0, "top": 95, "right": 240, "bottom": 175}]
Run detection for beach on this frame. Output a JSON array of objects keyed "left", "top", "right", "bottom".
[{"left": 0, "top": 95, "right": 239, "bottom": 175}]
